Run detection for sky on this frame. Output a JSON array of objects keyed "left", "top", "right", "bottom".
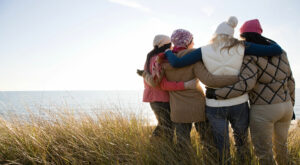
[{"left": 0, "top": 0, "right": 299, "bottom": 91}]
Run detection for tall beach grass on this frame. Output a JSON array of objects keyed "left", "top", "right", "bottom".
[{"left": 0, "top": 107, "right": 299, "bottom": 165}]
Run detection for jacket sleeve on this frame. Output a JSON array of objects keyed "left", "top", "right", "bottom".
[
  {"left": 214, "top": 56, "right": 258, "bottom": 99},
  {"left": 287, "top": 72, "right": 295, "bottom": 106},
  {"left": 165, "top": 48, "right": 202, "bottom": 68},
  {"left": 244, "top": 42, "right": 282, "bottom": 57},
  {"left": 286, "top": 56, "right": 295, "bottom": 106},
  {"left": 143, "top": 71, "right": 185, "bottom": 91},
  {"left": 142, "top": 71, "right": 160, "bottom": 87},
  {"left": 160, "top": 77, "right": 185, "bottom": 91},
  {"left": 193, "top": 62, "right": 239, "bottom": 88}
]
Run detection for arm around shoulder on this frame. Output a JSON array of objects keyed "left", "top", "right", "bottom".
[
  {"left": 165, "top": 48, "right": 203, "bottom": 68},
  {"left": 244, "top": 42, "right": 282, "bottom": 57}
]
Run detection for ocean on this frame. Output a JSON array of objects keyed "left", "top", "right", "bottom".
[{"left": 0, "top": 90, "right": 299, "bottom": 122}]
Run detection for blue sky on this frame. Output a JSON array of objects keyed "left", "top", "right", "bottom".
[{"left": 0, "top": 0, "right": 299, "bottom": 90}]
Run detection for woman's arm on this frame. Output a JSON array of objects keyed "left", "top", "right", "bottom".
[
  {"left": 284, "top": 51, "right": 295, "bottom": 106},
  {"left": 207, "top": 56, "right": 258, "bottom": 99},
  {"left": 142, "top": 71, "right": 160, "bottom": 87},
  {"left": 160, "top": 77, "right": 185, "bottom": 91},
  {"left": 193, "top": 62, "right": 239, "bottom": 88},
  {"left": 142, "top": 68, "right": 190, "bottom": 91},
  {"left": 287, "top": 72, "right": 295, "bottom": 106},
  {"left": 244, "top": 42, "right": 282, "bottom": 57},
  {"left": 164, "top": 48, "right": 202, "bottom": 68}
]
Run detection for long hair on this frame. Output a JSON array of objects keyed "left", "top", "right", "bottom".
[
  {"left": 240, "top": 32, "right": 275, "bottom": 45},
  {"left": 210, "top": 34, "right": 244, "bottom": 53},
  {"left": 145, "top": 43, "right": 171, "bottom": 72}
]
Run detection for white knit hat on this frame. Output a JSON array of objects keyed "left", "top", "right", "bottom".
[
  {"left": 153, "top": 35, "right": 171, "bottom": 48},
  {"left": 215, "top": 16, "right": 238, "bottom": 36}
]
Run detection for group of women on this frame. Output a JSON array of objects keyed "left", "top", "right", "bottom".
[{"left": 138, "top": 16, "right": 295, "bottom": 165}]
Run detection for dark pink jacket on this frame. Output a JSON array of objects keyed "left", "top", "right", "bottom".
[{"left": 143, "top": 55, "right": 184, "bottom": 102}]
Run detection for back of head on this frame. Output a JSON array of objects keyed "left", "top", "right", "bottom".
[
  {"left": 145, "top": 35, "right": 171, "bottom": 72},
  {"left": 153, "top": 35, "right": 171, "bottom": 48},
  {"left": 214, "top": 16, "right": 238, "bottom": 37},
  {"left": 240, "top": 19, "right": 263, "bottom": 35},
  {"left": 240, "top": 19, "right": 273, "bottom": 45},
  {"left": 171, "top": 29, "right": 193, "bottom": 48},
  {"left": 212, "top": 16, "right": 243, "bottom": 51}
]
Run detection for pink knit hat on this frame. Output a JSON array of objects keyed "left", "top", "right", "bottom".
[
  {"left": 240, "top": 19, "right": 263, "bottom": 34},
  {"left": 171, "top": 29, "right": 193, "bottom": 47}
]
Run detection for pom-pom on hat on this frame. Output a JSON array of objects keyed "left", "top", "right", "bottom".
[
  {"left": 240, "top": 19, "right": 263, "bottom": 34},
  {"left": 171, "top": 29, "right": 193, "bottom": 48},
  {"left": 153, "top": 35, "right": 171, "bottom": 48},
  {"left": 215, "top": 16, "right": 238, "bottom": 36}
]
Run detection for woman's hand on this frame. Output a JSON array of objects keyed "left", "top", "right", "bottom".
[
  {"left": 184, "top": 78, "right": 200, "bottom": 90},
  {"left": 136, "top": 69, "right": 144, "bottom": 77},
  {"left": 205, "top": 87, "right": 216, "bottom": 99}
]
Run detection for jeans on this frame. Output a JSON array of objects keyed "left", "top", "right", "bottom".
[
  {"left": 206, "top": 102, "right": 250, "bottom": 164},
  {"left": 150, "top": 102, "right": 174, "bottom": 142}
]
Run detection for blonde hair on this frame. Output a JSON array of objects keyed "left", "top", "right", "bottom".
[{"left": 210, "top": 34, "right": 244, "bottom": 53}]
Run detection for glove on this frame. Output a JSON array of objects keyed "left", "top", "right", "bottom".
[
  {"left": 205, "top": 87, "right": 216, "bottom": 99},
  {"left": 292, "top": 111, "right": 296, "bottom": 120},
  {"left": 136, "top": 69, "right": 144, "bottom": 77},
  {"left": 184, "top": 78, "right": 200, "bottom": 90}
]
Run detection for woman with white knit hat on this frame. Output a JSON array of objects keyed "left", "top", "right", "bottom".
[{"left": 163, "top": 16, "right": 283, "bottom": 164}]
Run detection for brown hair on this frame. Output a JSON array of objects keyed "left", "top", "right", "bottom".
[{"left": 145, "top": 43, "right": 171, "bottom": 72}]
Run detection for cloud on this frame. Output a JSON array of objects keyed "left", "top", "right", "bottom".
[
  {"left": 201, "top": 6, "right": 215, "bottom": 16},
  {"left": 108, "top": 0, "right": 151, "bottom": 13}
]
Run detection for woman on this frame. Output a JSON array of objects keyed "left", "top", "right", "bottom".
[
  {"left": 162, "top": 16, "right": 283, "bottom": 164},
  {"left": 206, "top": 19, "right": 295, "bottom": 165},
  {"left": 141, "top": 34, "right": 199, "bottom": 143}
]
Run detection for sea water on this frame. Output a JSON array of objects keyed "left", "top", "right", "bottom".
[{"left": 0, "top": 90, "right": 299, "bottom": 122}]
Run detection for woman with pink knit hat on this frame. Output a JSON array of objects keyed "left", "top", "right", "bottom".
[
  {"left": 163, "top": 16, "right": 283, "bottom": 164},
  {"left": 206, "top": 19, "right": 295, "bottom": 165}
]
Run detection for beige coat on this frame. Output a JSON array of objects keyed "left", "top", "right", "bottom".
[
  {"left": 214, "top": 51, "right": 295, "bottom": 106},
  {"left": 164, "top": 49, "right": 239, "bottom": 123}
]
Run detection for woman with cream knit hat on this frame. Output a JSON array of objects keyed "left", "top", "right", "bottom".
[
  {"left": 141, "top": 34, "right": 203, "bottom": 144},
  {"left": 142, "top": 34, "right": 181, "bottom": 143},
  {"left": 163, "top": 16, "right": 283, "bottom": 164}
]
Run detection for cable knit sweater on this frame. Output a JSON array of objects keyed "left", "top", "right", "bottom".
[
  {"left": 164, "top": 49, "right": 239, "bottom": 122},
  {"left": 213, "top": 51, "right": 295, "bottom": 106}
]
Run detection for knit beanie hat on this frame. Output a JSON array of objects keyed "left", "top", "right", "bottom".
[
  {"left": 171, "top": 29, "right": 193, "bottom": 47},
  {"left": 153, "top": 35, "right": 171, "bottom": 48},
  {"left": 240, "top": 19, "right": 263, "bottom": 34},
  {"left": 215, "top": 16, "right": 238, "bottom": 36}
]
